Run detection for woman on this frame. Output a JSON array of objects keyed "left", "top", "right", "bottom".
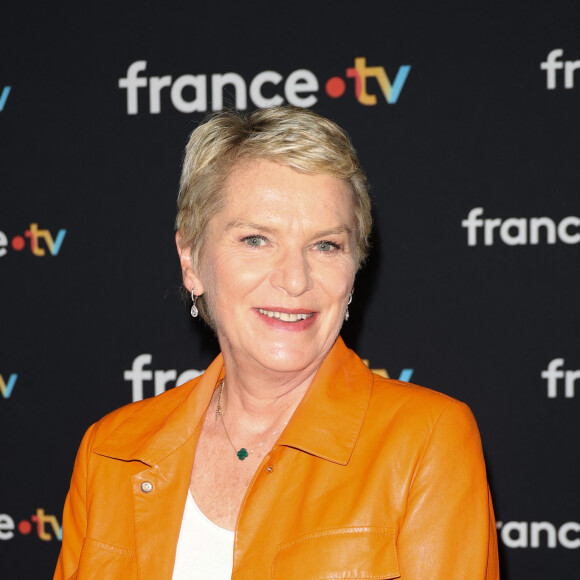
[{"left": 55, "top": 106, "right": 499, "bottom": 579}]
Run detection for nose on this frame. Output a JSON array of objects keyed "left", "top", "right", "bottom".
[{"left": 270, "top": 246, "right": 312, "bottom": 296}]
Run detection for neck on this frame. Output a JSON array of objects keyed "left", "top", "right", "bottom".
[{"left": 216, "top": 350, "right": 325, "bottom": 434}]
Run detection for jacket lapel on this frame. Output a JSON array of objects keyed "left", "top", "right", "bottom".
[
  {"left": 93, "top": 354, "right": 225, "bottom": 579},
  {"left": 278, "top": 337, "right": 374, "bottom": 465}
]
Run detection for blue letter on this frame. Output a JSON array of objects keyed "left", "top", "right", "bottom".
[
  {"left": 388, "top": 67, "right": 411, "bottom": 104},
  {"left": 0, "top": 374, "right": 18, "bottom": 399},
  {"left": 0, "top": 87, "right": 11, "bottom": 112},
  {"left": 50, "top": 230, "right": 67, "bottom": 256}
]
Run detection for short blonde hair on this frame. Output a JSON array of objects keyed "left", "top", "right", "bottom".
[{"left": 176, "top": 105, "right": 372, "bottom": 325}]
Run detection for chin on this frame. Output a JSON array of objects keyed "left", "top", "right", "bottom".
[{"left": 257, "top": 341, "right": 327, "bottom": 374}]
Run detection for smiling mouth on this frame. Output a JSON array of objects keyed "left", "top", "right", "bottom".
[{"left": 258, "top": 309, "right": 314, "bottom": 322}]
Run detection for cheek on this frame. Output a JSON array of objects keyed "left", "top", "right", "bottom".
[
  {"left": 318, "top": 259, "right": 356, "bottom": 294},
  {"left": 201, "top": 251, "right": 267, "bottom": 310}
]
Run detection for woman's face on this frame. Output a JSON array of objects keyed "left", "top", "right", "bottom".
[{"left": 184, "top": 158, "right": 357, "bottom": 376}]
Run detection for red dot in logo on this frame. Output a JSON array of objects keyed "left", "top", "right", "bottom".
[
  {"left": 11, "top": 236, "right": 25, "bottom": 251},
  {"left": 18, "top": 520, "right": 32, "bottom": 534},
  {"left": 325, "top": 77, "right": 346, "bottom": 98}
]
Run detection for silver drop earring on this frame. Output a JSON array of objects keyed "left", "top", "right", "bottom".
[
  {"left": 190, "top": 290, "right": 199, "bottom": 318},
  {"left": 345, "top": 293, "right": 353, "bottom": 321}
]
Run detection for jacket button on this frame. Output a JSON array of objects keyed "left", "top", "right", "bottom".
[
  {"left": 140, "top": 481, "right": 153, "bottom": 493},
  {"left": 266, "top": 465, "right": 274, "bottom": 473}
]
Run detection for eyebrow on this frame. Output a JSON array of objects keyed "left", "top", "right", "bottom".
[
  {"left": 312, "top": 225, "right": 353, "bottom": 238},
  {"left": 225, "top": 220, "right": 352, "bottom": 238},
  {"left": 225, "top": 220, "right": 277, "bottom": 234}
]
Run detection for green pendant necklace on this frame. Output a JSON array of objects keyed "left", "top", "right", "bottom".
[{"left": 215, "top": 379, "right": 287, "bottom": 461}]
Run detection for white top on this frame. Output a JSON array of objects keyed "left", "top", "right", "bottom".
[{"left": 172, "top": 491, "right": 235, "bottom": 579}]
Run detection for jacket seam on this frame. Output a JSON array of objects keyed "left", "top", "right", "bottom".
[
  {"left": 83, "top": 422, "right": 99, "bottom": 534},
  {"left": 272, "top": 526, "right": 398, "bottom": 580},
  {"left": 404, "top": 398, "right": 458, "bottom": 510},
  {"left": 278, "top": 526, "right": 395, "bottom": 551},
  {"left": 83, "top": 537, "right": 136, "bottom": 556}
]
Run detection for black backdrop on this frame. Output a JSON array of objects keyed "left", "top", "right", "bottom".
[{"left": 1, "top": 1, "right": 579, "bottom": 578}]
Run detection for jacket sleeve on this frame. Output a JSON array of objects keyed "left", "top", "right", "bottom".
[
  {"left": 54, "top": 423, "right": 97, "bottom": 580},
  {"left": 396, "top": 400, "right": 500, "bottom": 579}
]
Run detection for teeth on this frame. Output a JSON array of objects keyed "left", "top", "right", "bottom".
[{"left": 258, "top": 309, "right": 313, "bottom": 322}]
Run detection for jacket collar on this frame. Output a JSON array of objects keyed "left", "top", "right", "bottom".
[
  {"left": 277, "top": 336, "right": 374, "bottom": 465},
  {"left": 93, "top": 353, "right": 225, "bottom": 466},
  {"left": 94, "top": 337, "right": 373, "bottom": 467}
]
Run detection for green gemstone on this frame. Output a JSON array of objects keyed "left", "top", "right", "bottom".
[{"left": 237, "top": 448, "right": 249, "bottom": 460}]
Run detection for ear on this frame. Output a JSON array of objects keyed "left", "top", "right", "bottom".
[{"left": 175, "top": 231, "right": 205, "bottom": 296}]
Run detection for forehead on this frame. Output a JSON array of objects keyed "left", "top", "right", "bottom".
[{"left": 217, "top": 159, "right": 355, "bottom": 229}]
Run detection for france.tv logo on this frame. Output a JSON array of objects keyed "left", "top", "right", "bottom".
[
  {"left": 0, "top": 223, "right": 67, "bottom": 257},
  {"left": 0, "top": 509, "right": 62, "bottom": 542},
  {"left": 118, "top": 56, "right": 411, "bottom": 114},
  {"left": 325, "top": 57, "right": 411, "bottom": 105}
]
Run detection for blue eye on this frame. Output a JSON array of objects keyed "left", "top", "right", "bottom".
[
  {"left": 242, "top": 236, "right": 266, "bottom": 247},
  {"left": 316, "top": 241, "right": 339, "bottom": 252}
]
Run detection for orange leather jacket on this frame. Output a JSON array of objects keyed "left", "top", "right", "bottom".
[{"left": 55, "top": 337, "right": 499, "bottom": 579}]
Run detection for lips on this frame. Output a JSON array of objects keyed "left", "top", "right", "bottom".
[{"left": 257, "top": 308, "right": 315, "bottom": 322}]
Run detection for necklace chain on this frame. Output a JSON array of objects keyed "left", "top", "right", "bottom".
[{"left": 215, "top": 379, "right": 287, "bottom": 461}]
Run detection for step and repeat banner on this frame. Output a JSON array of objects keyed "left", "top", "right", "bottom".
[{"left": 1, "top": 1, "right": 578, "bottom": 578}]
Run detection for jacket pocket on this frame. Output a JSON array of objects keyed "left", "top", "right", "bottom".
[
  {"left": 76, "top": 537, "right": 137, "bottom": 579},
  {"left": 272, "top": 526, "right": 400, "bottom": 579}
]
